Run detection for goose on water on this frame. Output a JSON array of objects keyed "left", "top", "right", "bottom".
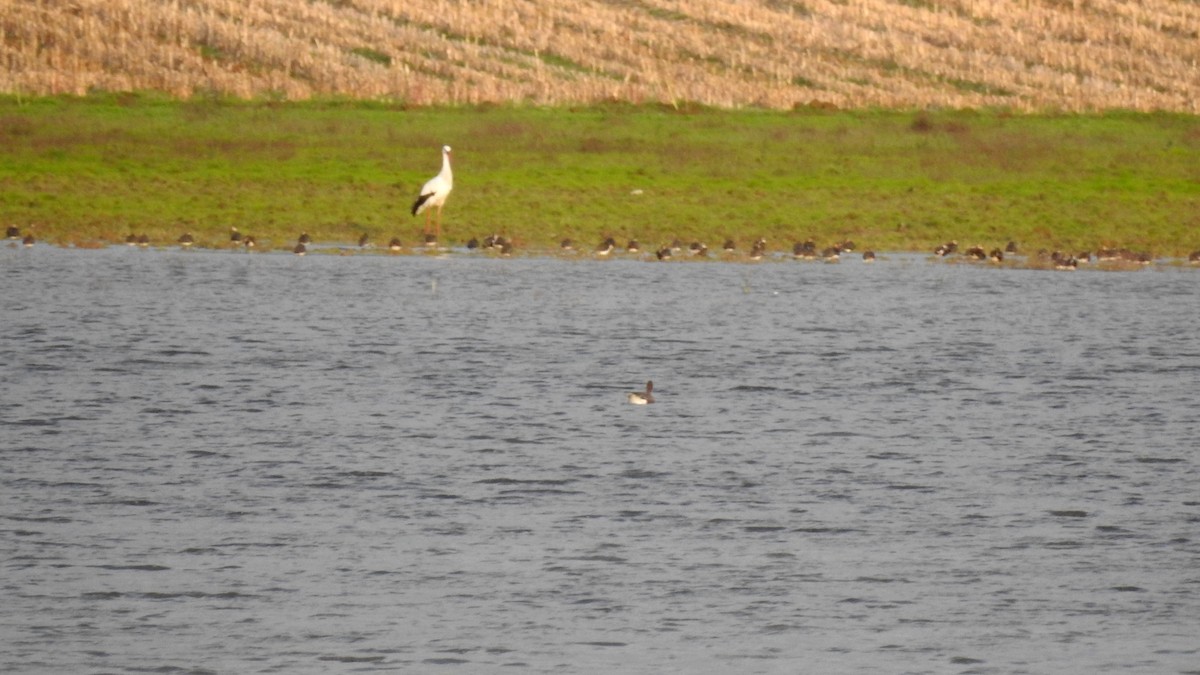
[{"left": 628, "top": 381, "right": 655, "bottom": 405}]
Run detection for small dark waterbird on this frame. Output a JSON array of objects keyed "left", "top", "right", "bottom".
[{"left": 628, "top": 380, "right": 655, "bottom": 405}]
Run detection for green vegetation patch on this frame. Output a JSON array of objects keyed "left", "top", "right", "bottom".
[{"left": 0, "top": 95, "right": 1197, "bottom": 256}]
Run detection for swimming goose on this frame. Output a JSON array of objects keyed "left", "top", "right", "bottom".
[
  {"left": 178, "top": 232, "right": 194, "bottom": 247},
  {"left": 628, "top": 381, "right": 654, "bottom": 405},
  {"left": 595, "top": 237, "right": 616, "bottom": 256}
]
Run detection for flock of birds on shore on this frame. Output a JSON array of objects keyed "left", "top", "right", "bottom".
[
  {"left": 8, "top": 223, "right": 1199, "bottom": 269},
  {"left": 6, "top": 145, "right": 1200, "bottom": 267}
]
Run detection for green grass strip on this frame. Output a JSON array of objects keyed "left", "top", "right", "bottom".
[{"left": 1, "top": 94, "right": 1197, "bottom": 255}]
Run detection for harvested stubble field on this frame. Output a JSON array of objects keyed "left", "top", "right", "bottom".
[
  {"left": 2, "top": 95, "right": 1197, "bottom": 257},
  {"left": 2, "top": 0, "right": 1199, "bottom": 112}
]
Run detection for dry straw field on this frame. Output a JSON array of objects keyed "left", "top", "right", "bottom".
[{"left": 2, "top": 0, "right": 1198, "bottom": 112}]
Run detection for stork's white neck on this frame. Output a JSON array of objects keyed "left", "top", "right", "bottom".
[{"left": 441, "top": 149, "right": 453, "bottom": 186}]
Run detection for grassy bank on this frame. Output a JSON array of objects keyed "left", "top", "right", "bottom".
[{"left": 1, "top": 95, "right": 1198, "bottom": 256}]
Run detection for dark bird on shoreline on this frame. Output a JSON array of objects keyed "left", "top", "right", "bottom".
[
  {"left": 793, "top": 239, "right": 816, "bottom": 259},
  {"left": 749, "top": 238, "right": 766, "bottom": 260},
  {"left": 934, "top": 240, "right": 958, "bottom": 256}
]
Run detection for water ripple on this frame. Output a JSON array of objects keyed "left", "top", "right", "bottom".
[{"left": 0, "top": 247, "right": 1197, "bottom": 674}]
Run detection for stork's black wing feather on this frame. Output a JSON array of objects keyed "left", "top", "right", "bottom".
[{"left": 411, "top": 192, "right": 433, "bottom": 216}]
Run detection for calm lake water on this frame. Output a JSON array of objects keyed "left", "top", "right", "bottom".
[{"left": 2, "top": 245, "right": 1198, "bottom": 674}]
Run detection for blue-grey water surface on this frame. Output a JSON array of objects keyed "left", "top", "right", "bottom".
[{"left": 2, "top": 245, "right": 1198, "bottom": 674}]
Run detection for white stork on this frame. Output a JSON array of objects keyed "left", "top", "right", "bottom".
[{"left": 411, "top": 145, "right": 453, "bottom": 241}]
